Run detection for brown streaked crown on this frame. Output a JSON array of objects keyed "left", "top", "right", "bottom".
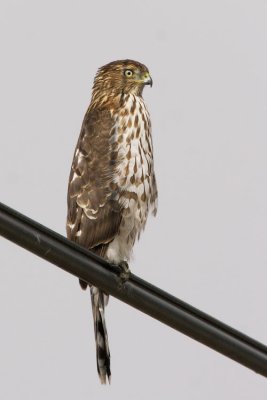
[{"left": 91, "top": 59, "right": 151, "bottom": 105}]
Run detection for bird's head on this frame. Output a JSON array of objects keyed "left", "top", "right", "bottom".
[{"left": 92, "top": 59, "right": 152, "bottom": 100}]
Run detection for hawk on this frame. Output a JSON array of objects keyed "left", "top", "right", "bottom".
[{"left": 66, "top": 59, "right": 157, "bottom": 383}]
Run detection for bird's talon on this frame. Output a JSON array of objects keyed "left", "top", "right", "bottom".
[{"left": 118, "top": 261, "right": 131, "bottom": 283}]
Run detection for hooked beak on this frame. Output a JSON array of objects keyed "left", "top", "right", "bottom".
[{"left": 143, "top": 72, "right": 153, "bottom": 87}]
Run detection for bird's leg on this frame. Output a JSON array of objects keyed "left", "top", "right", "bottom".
[{"left": 118, "top": 261, "right": 131, "bottom": 284}]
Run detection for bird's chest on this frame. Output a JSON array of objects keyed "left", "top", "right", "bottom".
[{"left": 111, "top": 95, "right": 153, "bottom": 225}]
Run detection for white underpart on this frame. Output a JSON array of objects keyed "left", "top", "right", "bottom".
[{"left": 106, "top": 94, "right": 155, "bottom": 264}]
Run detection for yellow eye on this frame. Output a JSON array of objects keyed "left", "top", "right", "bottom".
[{"left": 124, "top": 69, "right": 133, "bottom": 77}]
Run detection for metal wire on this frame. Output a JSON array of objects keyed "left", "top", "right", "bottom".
[{"left": 0, "top": 201, "right": 267, "bottom": 377}]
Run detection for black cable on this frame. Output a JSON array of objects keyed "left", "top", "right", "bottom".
[{"left": 0, "top": 201, "right": 266, "bottom": 377}]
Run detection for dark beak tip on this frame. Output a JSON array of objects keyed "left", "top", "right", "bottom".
[{"left": 145, "top": 78, "right": 153, "bottom": 87}]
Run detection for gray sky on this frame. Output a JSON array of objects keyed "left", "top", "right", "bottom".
[{"left": 0, "top": 0, "right": 267, "bottom": 398}]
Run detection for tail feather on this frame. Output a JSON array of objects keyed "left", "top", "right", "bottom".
[{"left": 90, "top": 286, "right": 111, "bottom": 384}]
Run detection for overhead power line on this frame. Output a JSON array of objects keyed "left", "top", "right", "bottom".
[{"left": 0, "top": 201, "right": 267, "bottom": 377}]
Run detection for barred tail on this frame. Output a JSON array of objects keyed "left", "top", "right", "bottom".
[{"left": 90, "top": 286, "right": 111, "bottom": 384}]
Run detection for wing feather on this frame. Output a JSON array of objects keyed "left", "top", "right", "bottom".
[{"left": 67, "top": 108, "right": 122, "bottom": 253}]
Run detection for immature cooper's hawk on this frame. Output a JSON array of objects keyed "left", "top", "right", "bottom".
[{"left": 66, "top": 59, "right": 157, "bottom": 383}]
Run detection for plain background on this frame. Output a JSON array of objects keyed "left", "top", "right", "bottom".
[{"left": 0, "top": 0, "right": 267, "bottom": 398}]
